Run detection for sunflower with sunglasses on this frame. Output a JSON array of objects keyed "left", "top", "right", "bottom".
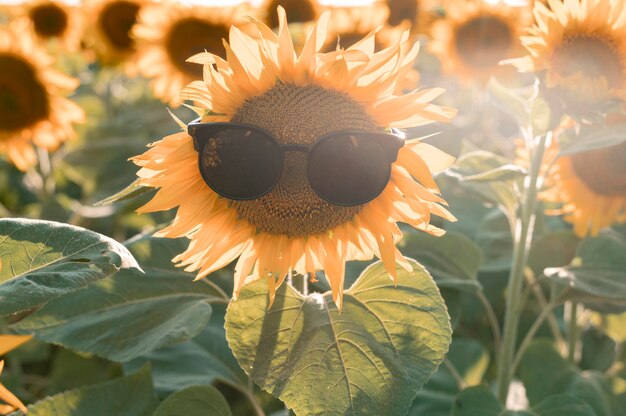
[{"left": 134, "top": 7, "right": 456, "bottom": 308}]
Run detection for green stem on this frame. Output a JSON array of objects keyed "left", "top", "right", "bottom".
[
  {"left": 444, "top": 358, "right": 466, "bottom": 390},
  {"left": 524, "top": 271, "right": 566, "bottom": 352},
  {"left": 567, "top": 301, "right": 580, "bottom": 363},
  {"left": 476, "top": 291, "right": 501, "bottom": 353},
  {"left": 496, "top": 132, "right": 549, "bottom": 402},
  {"left": 511, "top": 301, "right": 556, "bottom": 375}
]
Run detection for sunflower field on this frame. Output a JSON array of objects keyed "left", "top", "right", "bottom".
[{"left": 0, "top": 0, "right": 625, "bottom": 415}]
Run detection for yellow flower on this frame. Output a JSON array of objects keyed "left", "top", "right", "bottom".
[
  {"left": 322, "top": 5, "right": 419, "bottom": 91},
  {"left": 430, "top": 0, "right": 528, "bottom": 84},
  {"left": 83, "top": 0, "right": 146, "bottom": 66},
  {"left": 0, "top": 21, "right": 84, "bottom": 171},
  {"left": 385, "top": 0, "right": 437, "bottom": 34},
  {"left": 134, "top": 8, "right": 457, "bottom": 308},
  {"left": 21, "top": 0, "right": 82, "bottom": 51},
  {"left": 134, "top": 2, "right": 251, "bottom": 107},
  {"left": 262, "top": 0, "right": 320, "bottom": 28},
  {"left": 542, "top": 118, "right": 626, "bottom": 237},
  {"left": 0, "top": 335, "right": 31, "bottom": 415},
  {"left": 515, "top": 0, "right": 626, "bottom": 111}
]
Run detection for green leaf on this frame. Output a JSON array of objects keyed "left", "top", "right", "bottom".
[
  {"left": 451, "top": 388, "right": 597, "bottom": 416},
  {"left": 23, "top": 366, "right": 158, "bottom": 416},
  {"left": 545, "top": 234, "right": 626, "bottom": 313},
  {"left": 533, "top": 394, "right": 598, "bottom": 416},
  {"left": 0, "top": 218, "right": 139, "bottom": 316},
  {"left": 520, "top": 341, "right": 613, "bottom": 416},
  {"left": 519, "top": 340, "right": 572, "bottom": 405},
  {"left": 225, "top": 259, "right": 452, "bottom": 416},
  {"left": 476, "top": 210, "right": 514, "bottom": 271},
  {"left": 528, "top": 231, "right": 579, "bottom": 276},
  {"left": 448, "top": 151, "right": 520, "bottom": 223},
  {"left": 451, "top": 385, "right": 503, "bottom": 416},
  {"left": 558, "top": 123, "right": 626, "bottom": 157},
  {"left": 399, "top": 232, "right": 482, "bottom": 293},
  {"left": 581, "top": 328, "right": 616, "bottom": 373},
  {"left": 410, "top": 338, "right": 489, "bottom": 416},
  {"left": 60, "top": 138, "right": 148, "bottom": 201},
  {"left": 11, "top": 236, "right": 227, "bottom": 362},
  {"left": 94, "top": 179, "right": 152, "bottom": 207},
  {"left": 153, "top": 385, "right": 232, "bottom": 416},
  {"left": 487, "top": 78, "right": 530, "bottom": 128},
  {"left": 460, "top": 165, "right": 527, "bottom": 183},
  {"left": 124, "top": 304, "right": 246, "bottom": 396}
]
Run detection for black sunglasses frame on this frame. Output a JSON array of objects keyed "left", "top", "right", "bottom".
[{"left": 187, "top": 118, "right": 405, "bottom": 205}]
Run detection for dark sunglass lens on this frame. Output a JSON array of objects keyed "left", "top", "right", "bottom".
[
  {"left": 308, "top": 133, "right": 391, "bottom": 206},
  {"left": 198, "top": 127, "right": 282, "bottom": 200}
]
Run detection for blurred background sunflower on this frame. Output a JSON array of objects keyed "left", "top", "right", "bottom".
[
  {"left": 133, "top": 1, "right": 251, "bottom": 106},
  {"left": 0, "top": 20, "right": 83, "bottom": 171},
  {"left": 20, "top": 0, "right": 82, "bottom": 51},
  {"left": 83, "top": 0, "right": 146, "bottom": 67}
]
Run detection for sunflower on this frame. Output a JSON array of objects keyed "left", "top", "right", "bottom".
[
  {"left": 430, "top": 0, "right": 528, "bottom": 83},
  {"left": 0, "top": 361, "right": 26, "bottom": 415},
  {"left": 515, "top": 0, "right": 626, "bottom": 112},
  {"left": 0, "top": 21, "right": 84, "bottom": 171},
  {"left": 21, "top": 0, "right": 82, "bottom": 51},
  {"left": 134, "top": 8, "right": 457, "bottom": 308},
  {"left": 262, "top": 0, "right": 320, "bottom": 28},
  {"left": 322, "top": 3, "right": 391, "bottom": 52},
  {"left": 322, "top": 5, "right": 419, "bottom": 91},
  {"left": 83, "top": 0, "right": 146, "bottom": 66},
  {"left": 134, "top": 2, "right": 250, "bottom": 106},
  {"left": 0, "top": 335, "right": 31, "bottom": 415},
  {"left": 542, "top": 119, "right": 626, "bottom": 237},
  {"left": 385, "top": 0, "right": 436, "bottom": 33}
]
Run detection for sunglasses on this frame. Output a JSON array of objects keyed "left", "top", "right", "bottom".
[{"left": 188, "top": 119, "right": 405, "bottom": 206}]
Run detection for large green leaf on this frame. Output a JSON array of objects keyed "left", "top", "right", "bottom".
[
  {"left": 399, "top": 232, "right": 482, "bottom": 293},
  {"left": 0, "top": 218, "right": 139, "bottom": 316},
  {"left": 450, "top": 386, "right": 596, "bottom": 416},
  {"left": 410, "top": 338, "right": 489, "bottom": 416},
  {"left": 225, "top": 260, "right": 452, "bottom": 416},
  {"left": 558, "top": 123, "right": 626, "bottom": 157},
  {"left": 22, "top": 366, "right": 158, "bottom": 416},
  {"left": 447, "top": 151, "right": 520, "bottom": 224},
  {"left": 545, "top": 234, "right": 626, "bottom": 313},
  {"left": 11, "top": 236, "right": 228, "bottom": 362},
  {"left": 520, "top": 341, "right": 613, "bottom": 416},
  {"left": 450, "top": 386, "right": 503, "bottom": 416},
  {"left": 153, "top": 385, "right": 232, "bottom": 416},
  {"left": 124, "top": 304, "right": 246, "bottom": 396}
]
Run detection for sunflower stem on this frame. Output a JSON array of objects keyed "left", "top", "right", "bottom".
[
  {"left": 566, "top": 301, "right": 581, "bottom": 363},
  {"left": 496, "top": 131, "right": 550, "bottom": 403}
]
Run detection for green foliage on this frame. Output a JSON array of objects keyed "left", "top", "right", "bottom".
[
  {"left": 124, "top": 305, "right": 246, "bottom": 396},
  {"left": 451, "top": 386, "right": 597, "bottom": 416},
  {"left": 519, "top": 341, "right": 620, "bottom": 416},
  {"left": 545, "top": 233, "right": 626, "bottom": 313},
  {"left": 225, "top": 260, "right": 452, "bottom": 416},
  {"left": 153, "top": 385, "right": 232, "bottom": 416},
  {"left": 22, "top": 367, "right": 158, "bottom": 416},
  {"left": 0, "top": 218, "right": 139, "bottom": 316},
  {"left": 10, "top": 236, "right": 226, "bottom": 362}
]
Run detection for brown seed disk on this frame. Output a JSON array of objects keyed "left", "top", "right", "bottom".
[
  {"left": 230, "top": 82, "right": 380, "bottom": 237},
  {"left": 387, "top": 0, "right": 418, "bottom": 27},
  {"left": 266, "top": 0, "right": 316, "bottom": 28},
  {"left": 0, "top": 54, "right": 49, "bottom": 132},
  {"left": 570, "top": 141, "right": 626, "bottom": 197},
  {"left": 552, "top": 34, "right": 624, "bottom": 90},
  {"left": 30, "top": 3, "right": 69, "bottom": 38},
  {"left": 454, "top": 16, "right": 513, "bottom": 68},
  {"left": 98, "top": 0, "right": 140, "bottom": 51},
  {"left": 166, "top": 18, "right": 229, "bottom": 79}
]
